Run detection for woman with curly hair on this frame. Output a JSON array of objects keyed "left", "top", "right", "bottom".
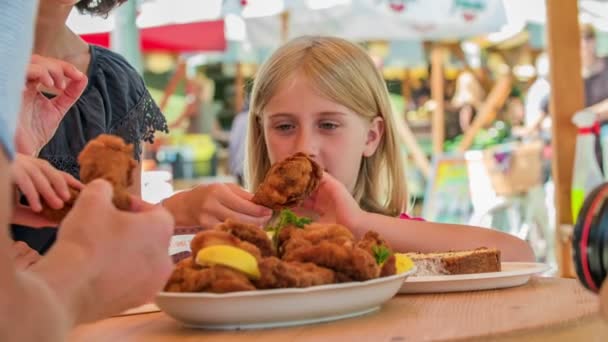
[{"left": 12, "top": 0, "right": 168, "bottom": 256}]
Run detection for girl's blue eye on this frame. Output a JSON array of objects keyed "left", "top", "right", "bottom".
[
  {"left": 275, "top": 123, "right": 294, "bottom": 131},
  {"left": 319, "top": 122, "right": 339, "bottom": 130}
]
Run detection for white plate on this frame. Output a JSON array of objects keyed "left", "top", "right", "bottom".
[
  {"left": 156, "top": 269, "right": 415, "bottom": 330},
  {"left": 399, "top": 262, "right": 550, "bottom": 294}
]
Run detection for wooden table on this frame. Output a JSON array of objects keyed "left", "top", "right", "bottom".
[{"left": 69, "top": 277, "right": 608, "bottom": 341}]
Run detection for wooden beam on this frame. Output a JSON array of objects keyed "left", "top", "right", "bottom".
[
  {"left": 159, "top": 58, "right": 186, "bottom": 112},
  {"left": 430, "top": 45, "right": 445, "bottom": 155},
  {"left": 280, "top": 11, "right": 290, "bottom": 43},
  {"left": 456, "top": 75, "right": 512, "bottom": 152},
  {"left": 401, "top": 69, "right": 412, "bottom": 104},
  {"left": 546, "top": 0, "right": 584, "bottom": 278}
]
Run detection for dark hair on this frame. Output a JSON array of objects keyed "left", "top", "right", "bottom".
[{"left": 76, "top": 0, "right": 128, "bottom": 17}]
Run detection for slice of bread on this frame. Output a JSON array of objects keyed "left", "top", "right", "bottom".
[{"left": 405, "top": 247, "right": 501, "bottom": 276}]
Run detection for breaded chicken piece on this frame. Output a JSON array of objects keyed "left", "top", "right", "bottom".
[
  {"left": 380, "top": 254, "right": 397, "bottom": 277},
  {"left": 190, "top": 230, "right": 262, "bottom": 261},
  {"left": 40, "top": 134, "right": 136, "bottom": 221},
  {"left": 280, "top": 223, "right": 355, "bottom": 257},
  {"left": 164, "top": 258, "right": 255, "bottom": 293},
  {"left": 254, "top": 257, "right": 336, "bottom": 289},
  {"left": 78, "top": 134, "right": 136, "bottom": 210},
  {"left": 357, "top": 230, "right": 396, "bottom": 277},
  {"left": 356, "top": 231, "right": 391, "bottom": 255},
  {"left": 252, "top": 152, "right": 322, "bottom": 210},
  {"left": 215, "top": 219, "right": 275, "bottom": 257},
  {"left": 283, "top": 240, "right": 380, "bottom": 281}
]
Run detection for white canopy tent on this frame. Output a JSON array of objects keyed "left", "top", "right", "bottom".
[{"left": 68, "top": 0, "right": 508, "bottom": 47}]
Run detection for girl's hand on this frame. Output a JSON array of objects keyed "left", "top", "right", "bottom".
[
  {"left": 12, "top": 154, "right": 83, "bottom": 212},
  {"left": 301, "top": 172, "right": 366, "bottom": 233},
  {"left": 10, "top": 241, "right": 41, "bottom": 270},
  {"left": 16, "top": 54, "right": 87, "bottom": 156},
  {"left": 164, "top": 183, "right": 273, "bottom": 229}
]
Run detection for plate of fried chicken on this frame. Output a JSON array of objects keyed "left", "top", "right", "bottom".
[
  {"left": 156, "top": 153, "right": 415, "bottom": 330},
  {"left": 157, "top": 217, "right": 414, "bottom": 330}
]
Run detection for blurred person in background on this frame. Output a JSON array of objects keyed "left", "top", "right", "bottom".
[
  {"left": 228, "top": 96, "right": 250, "bottom": 186},
  {"left": 451, "top": 70, "right": 485, "bottom": 133},
  {"left": 514, "top": 53, "right": 551, "bottom": 140}
]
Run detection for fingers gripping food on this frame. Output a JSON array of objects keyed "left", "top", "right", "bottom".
[
  {"left": 39, "top": 187, "right": 80, "bottom": 221},
  {"left": 40, "top": 134, "right": 136, "bottom": 220}
]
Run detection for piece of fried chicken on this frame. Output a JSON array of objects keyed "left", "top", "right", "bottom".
[
  {"left": 164, "top": 258, "right": 255, "bottom": 293},
  {"left": 254, "top": 257, "right": 336, "bottom": 289},
  {"left": 41, "top": 134, "right": 136, "bottom": 221},
  {"left": 280, "top": 223, "right": 380, "bottom": 281},
  {"left": 283, "top": 240, "right": 380, "bottom": 281},
  {"left": 215, "top": 219, "right": 275, "bottom": 257},
  {"left": 252, "top": 152, "right": 322, "bottom": 210},
  {"left": 78, "top": 134, "right": 136, "bottom": 210},
  {"left": 280, "top": 223, "right": 355, "bottom": 257},
  {"left": 357, "top": 231, "right": 396, "bottom": 277}
]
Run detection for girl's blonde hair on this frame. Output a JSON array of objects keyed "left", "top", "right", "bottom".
[{"left": 245, "top": 36, "right": 407, "bottom": 216}]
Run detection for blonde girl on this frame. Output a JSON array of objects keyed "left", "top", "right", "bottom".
[{"left": 245, "top": 36, "right": 533, "bottom": 261}]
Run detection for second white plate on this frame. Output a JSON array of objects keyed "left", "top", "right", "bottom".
[{"left": 399, "top": 262, "right": 550, "bottom": 294}]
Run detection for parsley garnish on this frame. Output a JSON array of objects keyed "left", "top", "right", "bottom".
[
  {"left": 265, "top": 209, "right": 312, "bottom": 251},
  {"left": 372, "top": 245, "right": 391, "bottom": 265}
]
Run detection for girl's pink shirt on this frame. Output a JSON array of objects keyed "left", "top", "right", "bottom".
[{"left": 399, "top": 213, "right": 425, "bottom": 221}]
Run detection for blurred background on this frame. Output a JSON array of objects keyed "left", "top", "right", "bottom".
[{"left": 68, "top": 0, "right": 608, "bottom": 273}]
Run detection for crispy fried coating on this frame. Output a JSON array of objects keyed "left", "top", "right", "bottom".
[
  {"left": 252, "top": 152, "right": 322, "bottom": 210},
  {"left": 380, "top": 254, "right": 397, "bottom": 277},
  {"left": 356, "top": 231, "right": 391, "bottom": 255},
  {"left": 357, "top": 230, "right": 396, "bottom": 276},
  {"left": 164, "top": 258, "right": 255, "bottom": 293},
  {"left": 190, "top": 230, "right": 262, "bottom": 261},
  {"left": 279, "top": 224, "right": 380, "bottom": 280},
  {"left": 215, "top": 219, "right": 275, "bottom": 257},
  {"left": 78, "top": 134, "right": 135, "bottom": 210},
  {"left": 280, "top": 223, "right": 355, "bottom": 257},
  {"left": 40, "top": 134, "right": 136, "bottom": 221},
  {"left": 254, "top": 257, "right": 336, "bottom": 289}
]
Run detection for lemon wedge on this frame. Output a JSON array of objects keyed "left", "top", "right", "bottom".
[
  {"left": 394, "top": 253, "right": 415, "bottom": 274},
  {"left": 195, "top": 245, "right": 261, "bottom": 280}
]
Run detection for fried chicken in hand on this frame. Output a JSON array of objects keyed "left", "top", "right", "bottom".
[
  {"left": 78, "top": 134, "right": 136, "bottom": 210},
  {"left": 252, "top": 152, "right": 323, "bottom": 210},
  {"left": 40, "top": 134, "right": 136, "bottom": 221}
]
